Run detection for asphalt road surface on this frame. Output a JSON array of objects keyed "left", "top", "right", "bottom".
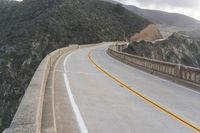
[{"left": 61, "top": 42, "right": 200, "bottom": 133}]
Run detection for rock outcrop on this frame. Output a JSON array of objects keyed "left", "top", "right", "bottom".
[
  {"left": 0, "top": 0, "right": 151, "bottom": 131},
  {"left": 130, "top": 24, "right": 163, "bottom": 42},
  {"left": 124, "top": 31, "right": 200, "bottom": 68}
]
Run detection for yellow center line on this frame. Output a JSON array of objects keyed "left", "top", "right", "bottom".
[{"left": 88, "top": 49, "right": 200, "bottom": 133}]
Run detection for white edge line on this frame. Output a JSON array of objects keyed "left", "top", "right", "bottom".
[{"left": 63, "top": 52, "right": 89, "bottom": 133}]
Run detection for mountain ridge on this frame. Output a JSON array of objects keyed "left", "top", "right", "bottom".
[
  {"left": 125, "top": 5, "right": 200, "bottom": 28},
  {"left": 102, "top": 0, "right": 200, "bottom": 28}
]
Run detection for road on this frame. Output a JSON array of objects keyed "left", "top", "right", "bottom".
[{"left": 55, "top": 42, "right": 200, "bottom": 133}]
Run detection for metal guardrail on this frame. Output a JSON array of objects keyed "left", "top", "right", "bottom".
[{"left": 108, "top": 44, "right": 200, "bottom": 88}]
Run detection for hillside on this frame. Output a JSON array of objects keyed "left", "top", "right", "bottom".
[
  {"left": 124, "top": 32, "right": 200, "bottom": 68},
  {"left": 0, "top": 0, "right": 151, "bottom": 131},
  {"left": 102, "top": 0, "right": 200, "bottom": 29},
  {"left": 125, "top": 5, "right": 200, "bottom": 28}
]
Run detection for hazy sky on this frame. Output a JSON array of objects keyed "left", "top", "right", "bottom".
[{"left": 114, "top": 0, "right": 200, "bottom": 20}]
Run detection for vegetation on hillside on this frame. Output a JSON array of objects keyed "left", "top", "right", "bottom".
[{"left": 0, "top": 0, "right": 151, "bottom": 131}]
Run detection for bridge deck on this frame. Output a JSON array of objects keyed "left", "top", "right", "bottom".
[{"left": 40, "top": 43, "right": 200, "bottom": 133}]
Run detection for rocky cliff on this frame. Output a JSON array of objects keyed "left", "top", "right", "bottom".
[
  {"left": 130, "top": 24, "right": 163, "bottom": 42},
  {"left": 0, "top": 0, "right": 151, "bottom": 131},
  {"left": 124, "top": 32, "right": 200, "bottom": 68}
]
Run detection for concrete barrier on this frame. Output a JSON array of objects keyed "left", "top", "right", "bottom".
[
  {"left": 3, "top": 45, "right": 79, "bottom": 133},
  {"left": 3, "top": 55, "right": 51, "bottom": 133},
  {"left": 78, "top": 43, "right": 100, "bottom": 48},
  {"left": 108, "top": 44, "right": 200, "bottom": 89},
  {"left": 3, "top": 43, "right": 98, "bottom": 133}
]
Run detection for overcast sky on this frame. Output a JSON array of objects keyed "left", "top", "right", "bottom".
[{"left": 113, "top": 0, "right": 200, "bottom": 20}]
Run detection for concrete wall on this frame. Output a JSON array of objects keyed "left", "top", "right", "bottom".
[
  {"left": 3, "top": 45, "right": 79, "bottom": 133},
  {"left": 108, "top": 44, "right": 200, "bottom": 89}
]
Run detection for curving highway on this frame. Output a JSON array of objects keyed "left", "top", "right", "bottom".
[{"left": 52, "top": 42, "right": 200, "bottom": 133}]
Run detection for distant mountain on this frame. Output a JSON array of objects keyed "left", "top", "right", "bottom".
[
  {"left": 0, "top": 0, "right": 150, "bottom": 131},
  {"left": 125, "top": 5, "right": 200, "bottom": 28},
  {"left": 102, "top": 0, "right": 200, "bottom": 28}
]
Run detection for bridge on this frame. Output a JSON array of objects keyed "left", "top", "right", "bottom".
[{"left": 4, "top": 42, "right": 200, "bottom": 133}]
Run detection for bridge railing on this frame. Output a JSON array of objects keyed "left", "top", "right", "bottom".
[
  {"left": 3, "top": 43, "right": 100, "bottom": 133},
  {"left": 108, "top": 44, "right": 200, "bottom": 88},
  {"left": 3, "top": 45, "right": 79, "bottom": 133}
]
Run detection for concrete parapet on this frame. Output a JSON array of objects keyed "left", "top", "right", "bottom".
[
  {"left": 3, "top": 43, "right": 99, "bottom": 133},
  {"left": 78, "top": 43, "right": 99, "bottom": 48},
  {"left": 3, "top": 44, "right": 80, "bottom": 133},
  {"left": 108, "top": 44, "right": 200, "bottom": 89},
  {"left": 3, "top": 55, "right": 51, "bottom": 133}
]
